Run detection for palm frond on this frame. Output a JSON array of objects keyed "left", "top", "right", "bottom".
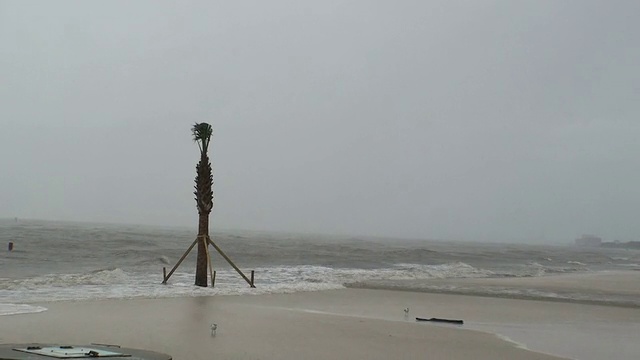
[{"left": 192, "top": 123, "right": 213, "bottom": 153}]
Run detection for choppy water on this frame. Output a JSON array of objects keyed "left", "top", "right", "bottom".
[{"left": 2, "top": 219, "right": 639, "bottom": 315}]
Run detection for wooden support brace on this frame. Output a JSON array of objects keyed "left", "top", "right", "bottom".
[
  {"left": 162, "top": 238, "right": 198, "bottom": 284},
  {"left": 207, "top": 236, "right": 256, "bottom": 288}
]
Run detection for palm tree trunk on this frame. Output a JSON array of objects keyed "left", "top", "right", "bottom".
[
  {"left": 195, "top": 213, "right": 209, "bottom": 287},
  {"left": 192, "top": 123, "right": 214, "bottom": 288}
]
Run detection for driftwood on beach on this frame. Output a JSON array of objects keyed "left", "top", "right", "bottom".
[{"left": 416, "top": 317, "right": 464, "bottom": 325}]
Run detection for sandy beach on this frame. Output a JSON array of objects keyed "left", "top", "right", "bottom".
[
  {"left": 0, "top": 291, "right": 565, "bottom": 360},
  {"left": 3, "top": 271, "right": 639, "bottom": 360}
]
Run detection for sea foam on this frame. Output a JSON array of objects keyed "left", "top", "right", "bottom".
[{"left": 0, "top": 303, "right": 47, "bottom": 316}]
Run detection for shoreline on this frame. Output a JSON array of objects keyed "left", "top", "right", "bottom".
[
  {"left": 5, "top": 269, "right": 639, "bottom": 310},
  {"left": 347, "top": 269, "right": 640, "bottom": 308},
  {"left": 346, "top": 283, "right": 640, "bottom": 308}
]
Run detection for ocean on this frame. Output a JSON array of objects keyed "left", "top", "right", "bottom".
[{"left": 2, "top": 219, "right": 639, "bottom": 316}]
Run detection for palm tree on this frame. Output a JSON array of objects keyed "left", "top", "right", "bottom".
[{"left": 192, "top": 122, "right": 214, "bottom": 287}]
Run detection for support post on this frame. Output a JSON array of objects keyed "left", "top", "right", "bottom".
[
  {"left": 163, "top": 267, "right": 167, "bottom": 283},
  {"left": 162, "top": 238, "right": 198, "bottom": 284},
  {"left": 207, "top": 236, "right": 256, "bottom": 288},
  {"left": 205, "top": 238, "right": 214, "bottom": 287},
  {"left": 250, "top": 270, "right": 255, "bottom": 287},
  {"left": 212, "top": 270, "right": 216, "bottom": 287}
]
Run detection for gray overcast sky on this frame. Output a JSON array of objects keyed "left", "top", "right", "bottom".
[{"left": 1, "top": 0, "right": 639, "bottom": 242}]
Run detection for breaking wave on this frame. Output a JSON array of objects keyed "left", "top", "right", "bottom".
[
  {"left": 0, "top": 268, "right": 130, "bottom": 290},
  {"left": 2, "top": 261, "right": 636, "bottom": 310},
  {"left": 0, "top": 263, "right": 495, "bottom": 306}
]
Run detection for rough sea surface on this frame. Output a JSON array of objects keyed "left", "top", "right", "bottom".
[{"left": 2, "top": 219, "right": 639, "bottom": 315}]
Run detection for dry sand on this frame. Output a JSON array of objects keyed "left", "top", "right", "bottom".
[{"left": 2, "top": 271, "right": 639, "bottom": 360}]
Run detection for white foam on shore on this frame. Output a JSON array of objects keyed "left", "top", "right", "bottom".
[
  {"left": 494, "top": 333, "right": 529, "bottom": 350},
  {"left": 0, "top": 263, "right": 495, "bottom": 303},
  {"left": 567, "top": 261, "right": 586, "bottom": 266},
  {"left": 0, "top": 303, "right": 47, "bottom": 316},
  {"left": 4, "top": 265, "right": 635, "bottom": 307},
  {"left": 0, "top": 268, "right": 348, "bottom": 303}
]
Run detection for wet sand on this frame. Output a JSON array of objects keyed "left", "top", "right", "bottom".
[
  {"left": 413, "top": 270, "right": 640, "bottom": 297},
  {"left": 349, "top": 270, "right": 640, "bottom": 307},
  {"left": 0, "top": 291, "right": 570, "bottom": 360}
]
